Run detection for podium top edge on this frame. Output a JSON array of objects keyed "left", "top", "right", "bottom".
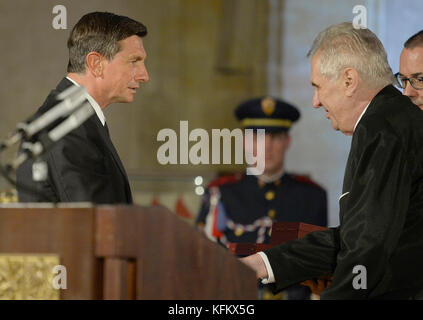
[
  {"left": 0, "top": 203, "right": 152, "bottom": 209},
  {"left": 0, "top": 202, "right": 93, "bottom": 209}
]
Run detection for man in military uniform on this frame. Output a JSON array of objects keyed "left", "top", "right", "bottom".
[{"left": 196, "top": 96, "right": 327, "bottom": 299}]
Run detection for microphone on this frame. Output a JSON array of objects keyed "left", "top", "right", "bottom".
[
  {"left": 0, "top": 85, "right": 88, "bottom": 150},
  {"left": 8, "top": 101, "right": 94, "bottom": 171}
]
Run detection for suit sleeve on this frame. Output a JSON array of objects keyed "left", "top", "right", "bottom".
[
  {"left": 315, "top": 188, "right": 328, "bottom": 227},
  {"left": 264, "top": 227, "right": 340, "bottom": 292}
]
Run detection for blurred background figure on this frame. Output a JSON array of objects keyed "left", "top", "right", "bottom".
[{"left": 196, "top": 96, "right": 327, "bottom": 300}]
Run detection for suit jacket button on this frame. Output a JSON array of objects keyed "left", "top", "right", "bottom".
[{"left": 265, "top": 191, "right": 275, "bottom": 201}]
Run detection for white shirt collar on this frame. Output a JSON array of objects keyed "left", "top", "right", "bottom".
[
  {"left": 353, "top": 102, "right": 370, "bottom": 132},
  {"left": 258, "top": 167, "right": 284, "bottom": 183},
  {"left": 65, "top": 76, "right": 106, "bottom": 126}
]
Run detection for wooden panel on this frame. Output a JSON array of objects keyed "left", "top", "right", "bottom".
[
  {"left": 270, "top": 222, "right": 327, "bottom": 245},
  {"left": 103, "top": 258, "right": 128, "bottom": 300},
  {"left": 0, "top": 206, "right": 99, "bottom": 299},
  {"left": 0, "top": 205, "right": 257, "bottom": 300},
  {"left": 135, "top": 206, "right": 257, "bottom": 299},
  {"left": 228, "top": 222, "right": 327, "bottom": 255},
  {"left": 102, "top": 258, "right": 137, "bottom": 300},
  {"left": 96, "top": 205, "right": 257, "bottom": 299},
  {"left": 228, "top": 243, "right": 272, "bottom": 256},
  {"left": 95, "top": 205, "right": 138, "bottom": 258}
]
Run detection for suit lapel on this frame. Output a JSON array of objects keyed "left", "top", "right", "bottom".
[{"left": 56, "top": 77, "right": 74, "bottom": 91}]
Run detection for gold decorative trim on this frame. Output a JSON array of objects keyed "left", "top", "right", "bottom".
[
  {"left": 261, "top": 97, "right": 276, "bottom": 116},
  {"left": 0, "top": 254, "right": 60, "bottom": 300},
  {"left": 241, "top": 118, "right": 292, "bottom": 128},
  {"left": 0, "top": 189, "right": 18, "bottom": 204}
]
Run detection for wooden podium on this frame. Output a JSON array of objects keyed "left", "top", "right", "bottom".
[{"left": 0, "top": 204, "right": 257, "bottom": 300}]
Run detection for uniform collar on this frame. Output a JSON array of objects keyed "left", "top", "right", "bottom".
[
  {"left": 257, "top": 169, "right": 284, "bottom": 188},
  {"left": 258, "top": 168, "right": 284, "bottom": 184}
]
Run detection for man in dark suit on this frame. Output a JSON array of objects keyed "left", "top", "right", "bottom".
[
  {"left": 196, "top": 97, "right": 327, "bottom": 299},
  {"left": 241, "top": 22, "right": 423, "bottom": 299},
  {"left": 16, "top": 12, "right": 149, "bottom": 204}
]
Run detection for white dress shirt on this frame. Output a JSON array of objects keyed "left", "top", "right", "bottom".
[{"left": 353, "top": 102, "right": 370, "bottom": 132}]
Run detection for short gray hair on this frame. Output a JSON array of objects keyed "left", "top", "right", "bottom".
[{"left": 307, "top": 22, "right": 394, "bottom": 89}]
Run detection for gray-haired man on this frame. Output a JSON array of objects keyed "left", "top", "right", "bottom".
[{"left": 241, "top": 22, "right": 423, "bottom": 300}]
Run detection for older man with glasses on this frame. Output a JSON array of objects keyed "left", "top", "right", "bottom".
[{"left": 396, "top": 30, "right": 423, "bottom": 110}]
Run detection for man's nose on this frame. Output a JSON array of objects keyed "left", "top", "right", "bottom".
[
  {"left": 135, "top": 64, "right": 149, "bottom": 83},
  {"left": 312, "top": 90, "right": 321, "bottom": 108}
]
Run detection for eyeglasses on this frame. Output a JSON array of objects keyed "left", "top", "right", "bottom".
[{"left": 394, "top": 72, "right": 423, "bottom": 90}]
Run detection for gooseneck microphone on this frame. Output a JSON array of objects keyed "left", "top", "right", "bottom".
[{"left": 0, "top": 85, "right": 94, "bottom": 195}]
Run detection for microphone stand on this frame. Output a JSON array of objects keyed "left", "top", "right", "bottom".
[{"left": 0, "top": 85, "right": 94, "bottom": 201}]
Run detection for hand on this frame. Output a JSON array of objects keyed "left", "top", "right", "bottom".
[
  {"left": 239, "top": 253, "right": 269, "bottom": 280},
  {"left": 300, "top": 276, "right": 333, "bottom": 296}
]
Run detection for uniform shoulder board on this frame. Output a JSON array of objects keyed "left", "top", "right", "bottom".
[
  {"left": 208, "top": 172, "right": 243, "bottom": 188},
  {"left": 290, "top": 173, "right": 325, "bottom": 190}
]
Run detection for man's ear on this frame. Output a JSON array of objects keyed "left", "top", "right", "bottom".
[
  {"left": 343, "top": 67, "right": 359, "bottom": 97},
  {"left": 85, "top": 52, "right": 105, "bottom": 77}
]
